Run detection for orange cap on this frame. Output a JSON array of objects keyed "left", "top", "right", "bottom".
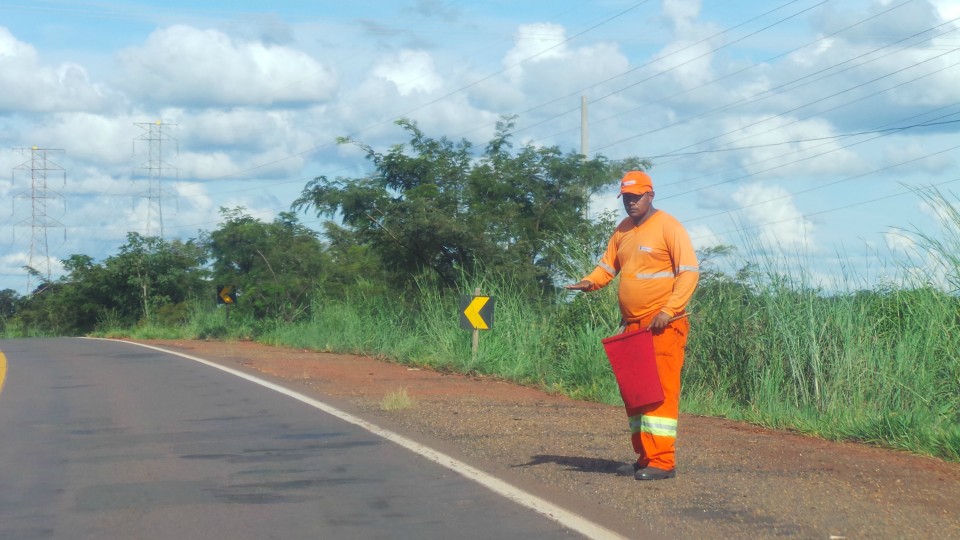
[{"left": 618, "top": 170, "right": 653, "bottom": 198}]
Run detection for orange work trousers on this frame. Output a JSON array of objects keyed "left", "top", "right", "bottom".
[{"left": 623, "top": 316, "right": 688, "bottom": 471}]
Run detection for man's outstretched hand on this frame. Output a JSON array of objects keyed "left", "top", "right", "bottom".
[{"left": 563, "top": 280, "right": 593, "bottom": 291}]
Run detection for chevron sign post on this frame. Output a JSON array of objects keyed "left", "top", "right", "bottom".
[
  {"left": 460, "top": 288, "right": 495, "bottom": 362},
  {"left": 217, "top": 285, "right": 237, "bottom": 323}
]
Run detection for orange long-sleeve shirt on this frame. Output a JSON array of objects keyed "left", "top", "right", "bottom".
[{"left": 583, "top": 210, "right": 699, "bottom": 323}]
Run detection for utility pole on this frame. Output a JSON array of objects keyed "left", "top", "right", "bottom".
[
  {"left": 133, "top": 121, "right": 178, "bottom": 237},
  {"left": 581, "top": 96, "right": 590, "bottom": 220},
  {"left": 13, "top": 146, "right": 65, "bottom": 292}
]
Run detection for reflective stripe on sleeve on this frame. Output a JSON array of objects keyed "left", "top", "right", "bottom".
[
  {"left": 678, "top": 265, "right": 699, "bottom": 273},
  {"left": 599, "top": 262, "right": 616, "bottom": 274}
]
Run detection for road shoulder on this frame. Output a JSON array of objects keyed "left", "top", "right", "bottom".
[{"left": 132, "top": 339, "right": 960, "bottom": 539}]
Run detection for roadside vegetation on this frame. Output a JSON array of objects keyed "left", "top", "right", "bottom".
[{"left": 1, "top": 120, "right": 957, "bottom": 461}]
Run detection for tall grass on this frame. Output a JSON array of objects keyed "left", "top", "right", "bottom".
[
  {"left": 259, "top": 272, "right": 616, "bottom": 395},
  {"left": 92, "top": 301, "right": 260, "bottom": 341},
  {"left": 106, "top": 192, "right": 960, "bottom": 461},
  {"left": 209, "top": 250, "right": 958, "bottom": 460},
  {"left": 686, "top": 267, "right": 960, "bottom": 460},
  {"left": 682, "top": 190, "right": 960, "bottom": 460}
]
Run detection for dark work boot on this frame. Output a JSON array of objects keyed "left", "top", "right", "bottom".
[
  {"left": 635, "top": 466, "right": 676, "bottom": 480},
  {"left": 616, "top": 462, "right": 644, "bottom": 476}
]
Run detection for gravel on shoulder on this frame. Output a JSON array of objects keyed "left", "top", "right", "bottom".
[{"left": 136, "top": 339, "right": 960, "bottom": 540}]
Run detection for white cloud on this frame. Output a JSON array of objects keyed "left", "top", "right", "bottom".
[
  {"left": 373, "top": 50, "right": 442, "bottom": 96},
  {"left": 0, "top": 246, "right": 64, "bottom": 286},
  {"left": 788, "top": 39, "right": 836, "bottom": 69},
  {"left": 3, "top": 2, "right": 960, "bottom": 294},
  {"left": 917, "top": 191, "right": 960, "bottom": 231},
  {"left": 173, "top": 182, "right": 213, "bottom": 211},
  {"left": 531, "top": 40, "right": 629, "bottom": 98},
  {"left": 652, "top": 0, "right": 720, "bottom": 89},
  {"left": 503, "top": 23, "right": 567, "bottom": 73},
  {"left": 811, "top": 0, "right": 944, "bottom": 46},
  {"left": 175, "top": 151, "right": 236, "bottom": 180},
  {"left": 32, "top": 113, "right": 142, "bottom": 166},
  {"left": 686, "top": 223, "right": 724, "bottom": 250},
  {"left": 0, "top": 27, "right": 33, "bottom": 58},
  {"left": 411, "top": 94, "right": 499, "bottom": 138},
  {"left": 883, "top": 227, "right": 918, "bottom": 253},
  {"left": 731, "top": 182, "right": 814, "bottom": 251},
  {"left": 933, "top": 0, "right": 960, "bottom": 19},
  {"left": 651, "top": 39, "right": 715, "bottom": 89},
  {"left": 721, "top": 116, "right": 866, "bottom": 179},
  {"left": 662, "top": 0, "right": 701, "bottom": 32},
  {"left": 0, "top": 250, "right": 29, "bottom": 277},
  {"left": 475, "top": 38, "right": 627, "bottom": 114},
  {"left": 775, "top": 1, "right": 960, "bottom": 122},
  {"left": 0, "top": 27, "right": 112, "bottom": 113},
  {"left": 62, "top": 167, "right": 132, "bottom": 196},
  {"left": 880, "top": 137, "right": 957, "bottom": 174},
  {"left": 117, "top": 25, "right": 338, "bottom": 107},
  {"left": 885, "top": 49, "right": 960, "bottom": 107}
]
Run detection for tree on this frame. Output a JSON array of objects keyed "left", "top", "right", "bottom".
[
  {"left": 105, "top": 233, "right": 209, "bottom": 324},
  {"left": 204, "top": 208, "right": 330, "bottom": 321},
  {"left": 0, "top": 289, "right": 18, "bottom": 319},
  {"left": 8, "top": 233, "right": 209, "bottom": 335},
  {"left": 0, "top": 288, "right": 20, "bottom": 333},
  {"left": 293, "top": 117, "right": 643, "bottom": 292}
]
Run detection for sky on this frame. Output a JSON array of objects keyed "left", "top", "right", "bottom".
[{"left": 1, "top": 0, "right": 959, "bottom": 294}]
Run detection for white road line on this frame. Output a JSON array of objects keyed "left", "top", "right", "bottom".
[{"left": 97, "top": 339, "right": 628, "bottom": 540}]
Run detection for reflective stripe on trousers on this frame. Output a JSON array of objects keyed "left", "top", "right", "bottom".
[{"left": 624, "top": 317, "right": 688, "bottom": 470}]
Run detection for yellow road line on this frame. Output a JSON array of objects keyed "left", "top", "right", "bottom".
[{"left": 0, "top": 351, "right": 6, "bottom": 397}]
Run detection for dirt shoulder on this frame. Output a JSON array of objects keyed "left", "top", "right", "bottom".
[{"left": 136, "top": 339, "right": 960, "bottom": 539}]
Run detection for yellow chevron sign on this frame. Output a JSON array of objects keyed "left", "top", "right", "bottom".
[
  {"left": 460, "top": 295, "right": 494, "bottom": 330},
  {"left": 217, "top": 285, "right": 236, "bottom": 305}
]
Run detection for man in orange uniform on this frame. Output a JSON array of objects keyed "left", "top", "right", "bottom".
[{"left": 565, "top": 170, "right": 699, "bottom": 480}]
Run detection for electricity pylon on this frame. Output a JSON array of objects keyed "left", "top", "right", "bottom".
[
  {"left": 13, "top": 146, "right": 65, "bottom": 292},
  {"left": 133, "top": 121, "right": 178, "bottom": 237}
]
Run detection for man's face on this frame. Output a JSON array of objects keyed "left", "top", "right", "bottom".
[{"left": 622, "top": 191, "right": 653, "bottom": 219}]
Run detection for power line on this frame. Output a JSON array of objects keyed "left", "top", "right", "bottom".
[
  {"left": 684, "top": 140, "right": 960, "bottom": 225},
  {"left": 457, "top": 0, "right": 820, "bottom": 140},
  {"left": 204, "top": 0, "right": 656, "bottom": 182},
  {"left": 652, "top": 53, "right": 960, "bottom": 196},
  {"left": 536, "top": 0, "right": 940, "bottom": 148},
  {"left": 593, "top": 32, "right": 960, "bottom": 154},
  {"left": 195, "top": 0, "right": 953, "bottom": 199},
  {"left": 689, "top": 175, "right": 960, "bottom": 245},
  {"left": 198, "top": 0, "right": 822, "bottom": 182},
  {"left": 644, "top": 117, "right": 960, "bottom": 160},
  {"left": 5, "top": 1, "right": 960, "bottom": 287},
  {"left": 648, "top": 102, "right": 960, "bottom": 200},
  {"left": 113, "top": 0, "right": 840, "bottom": 191},
  {"left": 518, "top": 0, "right": 838, "bottom": 141},
  {"left": 549, "top": 5, "right": 959, "bottom": 152}
]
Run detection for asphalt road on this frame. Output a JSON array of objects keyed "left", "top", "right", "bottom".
[{"left": 0, "top": 338, "right": 608, "bottom": 540}]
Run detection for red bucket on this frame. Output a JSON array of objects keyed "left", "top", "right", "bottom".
[{"left": 601, "top": 329, "right": 664, "bottom": 409}]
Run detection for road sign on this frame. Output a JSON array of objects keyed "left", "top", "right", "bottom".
[
  {"left": 460, "top": 295, "right": 494, "bottom": 330},
  {"left": 217, "top": 285, "right": 236, "bottom": 305}
]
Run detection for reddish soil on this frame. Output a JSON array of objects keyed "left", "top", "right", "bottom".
[{"left": 136, "top": 339, "right": 960, "bottom": 539}]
